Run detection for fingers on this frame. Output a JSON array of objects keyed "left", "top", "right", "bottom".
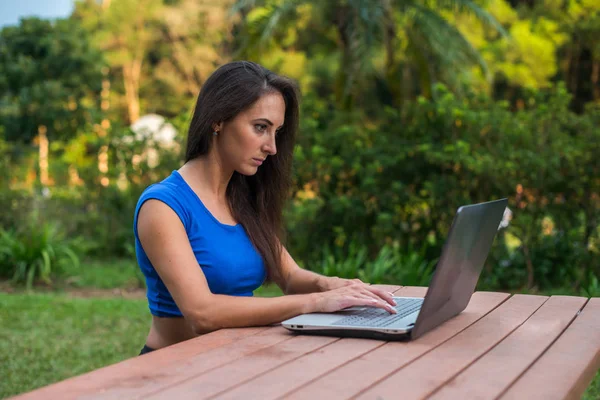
[
  {"left": 353, "top": 295, "right": 397, "bottom": 314},
  {"left": 329, "top": 284, "right": 398, "bottom": 314},
  {"left": 349, "top": 291, "right": 396, "bottom": 314},
  {"left": 364, "top": 286, "right": 397, "bottom": 306}
]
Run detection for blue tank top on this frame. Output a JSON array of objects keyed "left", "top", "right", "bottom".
[{"left": 133, "top": 170, "right": 267, "bottom": 317}]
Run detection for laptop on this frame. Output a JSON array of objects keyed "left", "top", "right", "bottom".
[{"left": 282, "top": 198, "right": 508, "bottom": 341}]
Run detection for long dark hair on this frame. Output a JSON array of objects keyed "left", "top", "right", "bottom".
[{"left": 186, "top": 61, "right": 300, "bottom": 283}]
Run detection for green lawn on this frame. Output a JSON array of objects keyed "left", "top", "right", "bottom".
[
  {"left": 0, "top": 292, "right": 148, "bottom": 399},
  {"left": 0, "top": 259, "right": 598, "bottom": 399},
  {"left": 0, "top": 258, "right": 285, "bottom": 398},
  {"left": 57, "top": 258, "right": 145, "bottom": 290}
]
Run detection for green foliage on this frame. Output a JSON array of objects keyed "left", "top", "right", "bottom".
[
  {"left": 233, "top": 0, "right": 505, "bottom": 108},
  {"left": 0, "top": 17, "right": 104, "bottom": 143},
  {"left": 309, "top": 238, "right": 435, "bottom": 287},
  {"left": 1, "top": 1, "right": 599, "bottom": 295},
  {"left": 288, "top": 84, "right": 599, "bottom": 291},
  {"left": 0, "top": 217, "right": 80, "bottom": 289}
]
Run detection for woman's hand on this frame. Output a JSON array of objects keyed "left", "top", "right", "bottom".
[
  {"left": 322, "top": 276, "right": 397, "bottom": 306},
  {"left": 309, "top": 278, "right": 398, "bottom": 314}
]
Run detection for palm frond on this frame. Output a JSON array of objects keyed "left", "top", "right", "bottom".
[
  {"left": 411, "top": 4, "right": 489, "bottom": 77},
  {"left": 230, "top": 0, "right": 261, "bottom": 16},
  {"left": 341, "top": 0, "right": 389, "bottom": 97},
  {"left": 406, "top": 28, "right": 436, "bottom": 98},
  {"left": 434, "top": 0, "right": 509, "bottom": 38},
  {"left": 259, "top": 0, "right": 304, "bottom": 43}
]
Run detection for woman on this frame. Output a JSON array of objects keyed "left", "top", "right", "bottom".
[{"left": 134, "top": 61, "right": 396, "bottom": 355}]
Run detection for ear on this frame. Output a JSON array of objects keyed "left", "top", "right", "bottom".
[{"left": 212, "top": 122, "right": 223, "bottom": 133}]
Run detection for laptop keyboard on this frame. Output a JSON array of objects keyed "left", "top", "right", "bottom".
[{"left": 332, "top": 298, "right": 423, "bottom": 328}]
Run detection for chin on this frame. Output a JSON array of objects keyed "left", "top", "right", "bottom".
[{"left": 236, "top": 166, "right": 259, "bottom": 176}]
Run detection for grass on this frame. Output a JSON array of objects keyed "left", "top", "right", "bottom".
[
  {"left": 57, "top": 257, "right": 144, "bottom": 290},
  {"left": 587, "top": 371, "right": 600, "bottom": 400},
  {"left": 0, "top": 292, "right": 148, "bottom": 399},
  {"left": 0, "top": 258, "right": 286, "bottom": 398},
  {"left": 1, "top": 258, "right": 599, "bottom": 398}
]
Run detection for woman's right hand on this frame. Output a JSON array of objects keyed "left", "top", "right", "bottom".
[{"left": 308, "top": 284, "right": 397, "bottom": 314}]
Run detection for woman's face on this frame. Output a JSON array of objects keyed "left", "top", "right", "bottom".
[{"left": 216, "top": 91, "right": 286, "bottom": 176}]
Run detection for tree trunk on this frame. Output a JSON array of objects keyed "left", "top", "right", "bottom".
[
  {"left": 383, "top": 0, "right": 400, "bottom": 107},
  {"left": 99, "top": 67, "right": 111, "bottom": 184},
  {"left": 592, "top": 60, "right": 599, "bottom": 101},
  {"left": 123, "top": 58, "right": 142, "bottom": 124},
  {"left": 333, "top": 4, "right": 353, "bottom": 110},
  {"left": 522, "top": 243, "right": 535, "bottom": 289},
  {"left": 99, "top": 2, "right": 111, "bottom": 183},
  {"left": 164, "top": 27, "right": 201, "bottom": 96},
  {"left": 38, "top": 125, "right": 49, "bottom": 187}
]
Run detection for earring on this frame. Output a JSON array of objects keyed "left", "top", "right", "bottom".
[{"left": 213, "top": 130, "right": 218, "bottom": 136}]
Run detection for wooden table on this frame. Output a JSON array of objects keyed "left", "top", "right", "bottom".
[{"left": 11, "top": 286, "right": 600, "bottom": 400}]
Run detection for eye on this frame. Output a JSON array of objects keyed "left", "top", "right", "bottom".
[{"left": 254, "top": 124, "right": 268, "bottom": 133}]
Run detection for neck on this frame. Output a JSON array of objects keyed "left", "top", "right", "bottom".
[{"left": 179, "top": 152, "right": 232, "bottom": 201}]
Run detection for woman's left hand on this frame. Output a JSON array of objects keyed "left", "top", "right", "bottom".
[{"left": 322, "top": 276, "right": 397, "bottom": 307}]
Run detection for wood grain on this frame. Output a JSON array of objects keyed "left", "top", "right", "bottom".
[
  {"left": 81, "top": 326, "right": 291, "bottom": 400},
  {"left": 429, "top": 295, "right": 587, "bottom": 400},
  {"left": 285, "top": 291, "right": 510, "bottom": 400},
  {"left": 355, "top": 294, "right": 547, "bottom": 400},
  {"left": 500, "top": 297, "right": 600, "bottom": 400}
]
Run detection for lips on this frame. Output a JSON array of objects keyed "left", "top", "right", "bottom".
[{"left": 252, "top": 158, "right": 265, "bottom": 166}]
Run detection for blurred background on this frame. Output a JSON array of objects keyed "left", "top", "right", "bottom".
[{"left": 0, "top": 0, "right": 599, "bottom": 397}]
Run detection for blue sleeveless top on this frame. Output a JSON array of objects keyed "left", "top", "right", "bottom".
[{"left": 133, "top": 170, "right": 267, "bottom": 317}]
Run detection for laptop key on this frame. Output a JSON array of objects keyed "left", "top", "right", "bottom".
[{"left": 332, "top": 299, "right": 423, "bottom": 327}]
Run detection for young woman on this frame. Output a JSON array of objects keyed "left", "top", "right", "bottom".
[{"left": 134, "top": 61, "right": 396, "bottom": 355}]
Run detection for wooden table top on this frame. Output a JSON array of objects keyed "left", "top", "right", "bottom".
[{"left": 11, "top": 285, "right": 600, "bottom": 400}]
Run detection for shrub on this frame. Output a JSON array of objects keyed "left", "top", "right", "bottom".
[{"left": 0, "top": 216, "right": 80, "bottom": 288}]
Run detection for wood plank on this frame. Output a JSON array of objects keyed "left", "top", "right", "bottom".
[
  {"left": 429, "top": 295, "right": 587, "bottom": 400},
  {"left": 146, "top": 335, "right": 339, "bottom": 400},
  {"left": 207, "top": 287, "right": 423, "bottom": 400},
  {"left": 500, "top": 297, "right": 600, "bottom": 400},
  {"left": 213, "top": 337, "right": 384, "bottom": 400},
  {"left": 371, "top": 284, "right": 403, "bottom": 294},
  {"left": 71, "top": 326, "right": 291, "bottom": 400},
  {"left": 10, "top": 327, "right": 270, "bottom": 400},
  {"left": 355, "top": 294, "right": 548, "bottom": 400},
  {"left": 145, "top": 286, "right": 410, "bottom": 400},
  {"left": 12, "top": 285, "right": 400, "bottom": 400},
  {"left": 205, "top": 287, "right": 435, "bottom": 400},
  {"left": 284, "top": 290, "right": 510, "bottom": 400}
]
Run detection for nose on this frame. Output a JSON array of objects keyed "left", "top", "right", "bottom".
[{"left": 263, "top": 135, "right": 277, "bottom": 156}]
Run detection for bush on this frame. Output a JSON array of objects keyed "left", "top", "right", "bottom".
[
  {"left": 0, "top": 216, "right": 80, "bottom": 288},
  {"left": 2, "top": 84, "right": 597, "bottom": 292},
  {"left": 315, "top": 240, "right": 436, "bottom": 286},
  {"left": 287, "top": 84, "right": 599, "bottom": 290}
]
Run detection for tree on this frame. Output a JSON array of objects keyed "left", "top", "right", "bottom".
[
  {"left": 0, "top": 17, "right": 104, "bottom": 186},
  {"left": 73, "top": 0, "right": 163, "bottom": 124},
  {"left": 232, "top": 0, "right": 506, "bottom": 109},
  {"left": 146, "top": 0, "right": 234, "bottom": 116}
]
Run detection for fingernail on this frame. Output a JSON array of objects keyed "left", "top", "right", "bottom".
[
  {"left": 392, "top": 299, "right": 397, "bottom": 306},
  {"left": 388, "top": 292, "right": 394, "bottom": 296}
]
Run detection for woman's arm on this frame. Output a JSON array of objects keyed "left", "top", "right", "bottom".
[
  {"left": 137, "top": 200, "right": 395, "bottom": 335},
  {"left": 274, "top": 245, "right": 328, "bottom": 294},
  {"left": 277, "top": 244, "right": 397, "bottom": 305}
]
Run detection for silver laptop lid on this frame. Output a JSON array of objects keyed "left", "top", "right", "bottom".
[{"left": 411, "top": 198, "right": 508, "bottom": 339}]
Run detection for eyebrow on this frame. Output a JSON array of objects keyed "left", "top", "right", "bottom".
[{"left": 253, "top": 118, "right": 283, "bottom": 130}]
